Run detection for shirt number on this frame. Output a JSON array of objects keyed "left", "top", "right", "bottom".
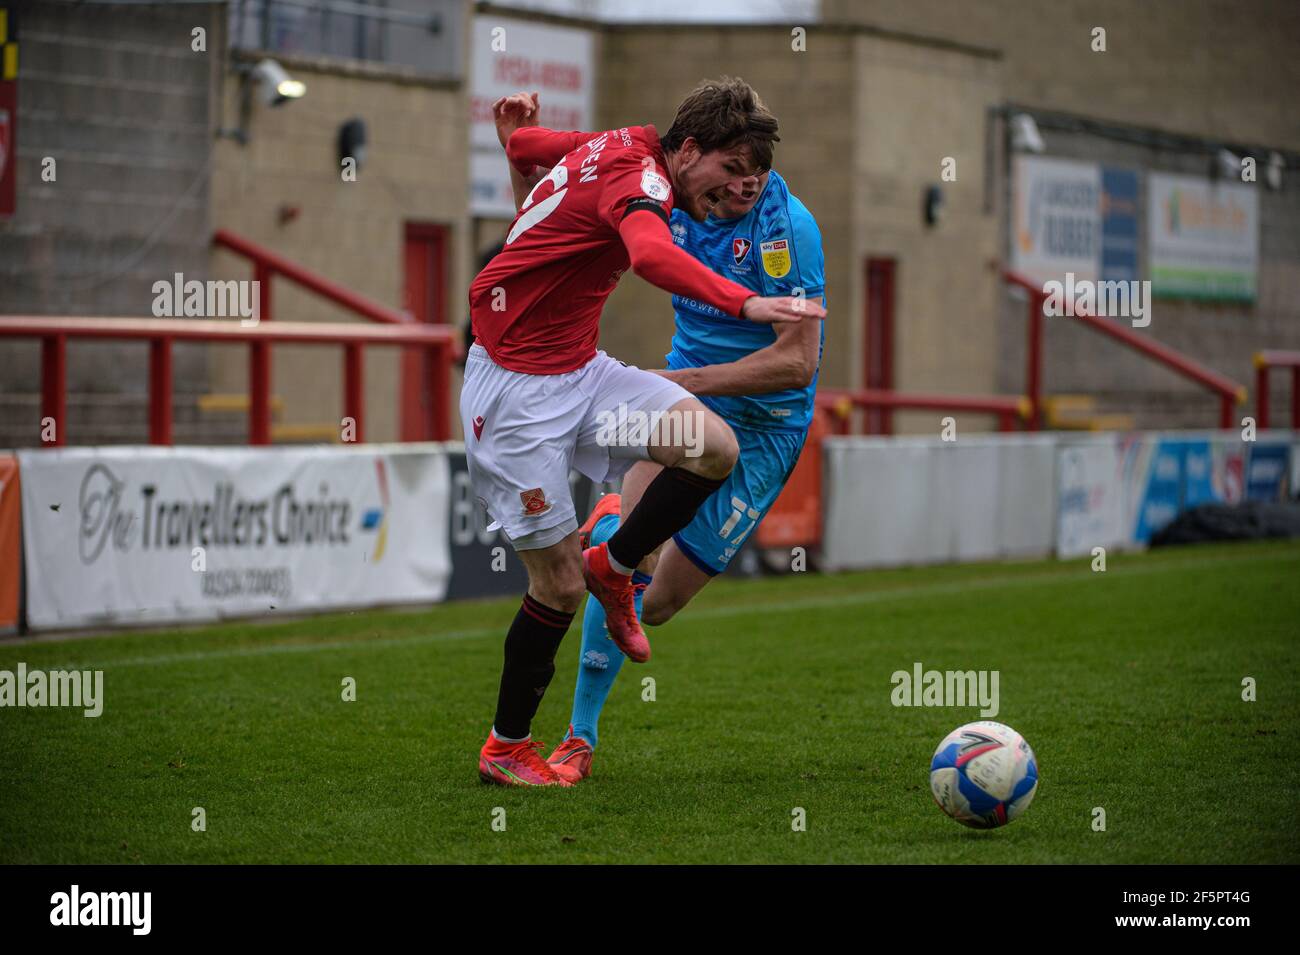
[{"left": 506, "top": 164, "right": 569, "bottom": 245}]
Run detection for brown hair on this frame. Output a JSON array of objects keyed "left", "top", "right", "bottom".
[{"left": 660, "top": 77, "right": 780, "bottom": 172}]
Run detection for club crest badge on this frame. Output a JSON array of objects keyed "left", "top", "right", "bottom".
[
  {"left": 732, "top": 237, "right": 752, "bottom": 265},
  {"left": 519, "top": 487, "right": 551, "bottom": 516}
]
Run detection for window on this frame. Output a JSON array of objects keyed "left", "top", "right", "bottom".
[{"left": 228, "top": 0, "right": 464, "bottom": 77}]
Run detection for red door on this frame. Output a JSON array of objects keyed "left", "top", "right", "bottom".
[
  {"left": 863, "top": 257, "right": 896, "bottom": 435},
  {"left": 401, "top": 223, "right": 448, "bottom": 440}
]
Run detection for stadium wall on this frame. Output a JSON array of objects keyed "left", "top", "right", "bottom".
[
  {"left": 0, "top": 0, "right": 223, "bottom": 447},
  {"left": 209, "top": 26, "right": 473, "bottom": 445},
  {"left": 996, "top": 118, "right": 1300, "bottom": 430},
  {"left": 825, "top": 0, "right": 1300, "bottom": 152}
]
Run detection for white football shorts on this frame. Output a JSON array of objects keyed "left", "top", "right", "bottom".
[{"left": 460, "top": 343, "right": 692, "bottom": 550}]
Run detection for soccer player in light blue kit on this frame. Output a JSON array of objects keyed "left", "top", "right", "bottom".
[{"left": 544, "top": 125, "right": 826, "bottom": 781}]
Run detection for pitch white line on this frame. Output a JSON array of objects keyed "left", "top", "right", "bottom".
[{"left": 35, "top": 549, "right": 1297, "bottom": 671}]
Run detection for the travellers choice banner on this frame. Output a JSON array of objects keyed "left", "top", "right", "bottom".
[
  {"left": 18, "top": 445, "right": 451, "bottom": 630},
  {"left": 1147, "top": 172, "right": 1258, "bottom": 302}
]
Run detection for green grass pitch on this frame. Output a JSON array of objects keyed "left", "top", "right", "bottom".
[{"left": 2, "top": 539, "right": 1297, "bottom": 864}]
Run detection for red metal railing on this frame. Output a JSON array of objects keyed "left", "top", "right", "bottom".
[
  {"left": 213, "top": 229, "right": 454, "bottom": 441},
  {"left": 1254, "top": 350, "right": 1300, "bottom": 429},
  {"left": 817, "top": 388, "right": 1029, "bottom": 435},
  {"left": 1004, "top": 271, "right": 1246, "bottom": 430},
  {"left": 0, "top": 316, "right": 455, "bottom": 446}
]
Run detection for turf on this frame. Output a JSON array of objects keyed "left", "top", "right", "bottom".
[{"left": 1, "top": 539, "right": 1297, "bottom": 864}]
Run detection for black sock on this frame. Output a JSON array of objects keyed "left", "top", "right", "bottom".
[
  {"left": 492, "top": 594, "right": 574, "bottom": 741},
  {"left": 606, "top": 467, "right": 726, "bottom": 571}
]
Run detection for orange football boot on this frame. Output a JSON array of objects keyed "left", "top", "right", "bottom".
[
  {"left": 547, "top": 727, "right": 595, "bottom": 784},
  {"left": 582, "top": 542, "right": 650, "bottom": 663},
  {"left": 478, "top": 734, "right": 573, "bottom": 787},
  {"left": 579, "top": 493, "right": 622, "bottom": 550}
]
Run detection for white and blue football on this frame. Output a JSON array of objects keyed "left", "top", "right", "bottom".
[{"left": 930, "top": 721, "right": 1038, "bottom": 829}]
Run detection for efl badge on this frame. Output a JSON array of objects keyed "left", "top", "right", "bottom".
[
  {"left": 640, "top": 168, "right": 670, "bottom": 201},
  {"left": 732, "top": 237, "right": 752, "bottom": 265},
  {"left": 519, "top": 487, "right": 551, "bottom": 517},
  {"left": 760, "top": 239, "right": 791, "bottom": 278}
]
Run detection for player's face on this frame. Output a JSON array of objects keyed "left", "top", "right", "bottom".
[
  {"left": 674, "top": 140, "right": 761, "bottom": 222},
  {"left": 713, "top": 171, "right": 768, "bottom": 219}
]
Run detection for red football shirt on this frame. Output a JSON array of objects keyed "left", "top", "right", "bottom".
[{"left": 469, "top": 124, "right": 750, "bottom": 374}]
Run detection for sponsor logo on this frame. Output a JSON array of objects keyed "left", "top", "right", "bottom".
[
  {"left": 519, "top": 487, "right": 552, "bottom": 517},
  {"left": 75, "top": 462, "right": 357, "bottom": 565},
  {"left": 732, "top": 237, "right": 752, "bottom": 265},
  {"left": 472, "top": 415, "right": 485, "bottom": 440},
  {"left": 359, "top": 458, "right": 389, "bottom": 562},
  {"left": 760, "top": 239, "right": 791, "bottom": 278},
  {"left": 670, "top": 221, "right": 688, "bottom": 246}
]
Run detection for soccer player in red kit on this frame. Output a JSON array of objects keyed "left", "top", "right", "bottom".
[{"left": 468, "top": 79, "right": 825, "bottom": 786}]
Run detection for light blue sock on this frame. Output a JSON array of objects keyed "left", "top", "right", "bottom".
[{"left": 569, "top": 514, "right": 648, "bottom": 748}]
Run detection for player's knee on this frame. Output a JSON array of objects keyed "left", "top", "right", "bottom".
[
  {"left": 534, "top": 579, "right": 586, "bottom": 614},
  {"left": 529, "top": 563, "right": 587, "bottom": 614},
  {"left": 641, "top": 599, "right": 675, "bottom": 627},
  {"left": 699, "top": 416, "right": 738, "bottom": 479},
  {"left": 672, "top": 410, "right": 735, "bottom": 480}
]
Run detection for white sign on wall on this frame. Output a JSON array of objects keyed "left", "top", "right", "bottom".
[
  {"left": 470, "top": 16, "right": 595, "bottom": 218},
  {"left": 1147, "top": 172, "right": 1258, "bottom": 302},
  {"left": 18, "top": 445, "right": 451, "bottom": 631},
  {"left": 1011, "top": 156, "right": 1102, "bottom": 286}
]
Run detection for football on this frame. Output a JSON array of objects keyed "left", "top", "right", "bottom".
[{"left": 930, "top": 721, "right": 1039, "bottom": 829}]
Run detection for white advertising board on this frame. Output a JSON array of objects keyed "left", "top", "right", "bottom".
[
  {"left": 469, "top": 16, "right": 595, "bottom": 218},
  {"left": 18, "top": 445, "right": 451, "bottom": 630}
]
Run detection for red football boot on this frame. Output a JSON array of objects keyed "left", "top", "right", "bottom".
[
  {"left": 478, "top": 734, "right": 573, "bottom": 787},
  {"left": 547, "top": 727, "right": 594, "bottom": 784},
  {"left": 582, "top": 542, "right": 650, "bottom": 663}
]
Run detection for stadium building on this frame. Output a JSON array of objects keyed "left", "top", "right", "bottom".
[{"left": 2, "top": 0, "right": 1297, "bottom": 444}]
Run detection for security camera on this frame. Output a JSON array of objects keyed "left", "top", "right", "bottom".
[
  {"left": 1215, "top": 148, "right": 1241, "bottom": 180},
  {"left": 1266, "top": 152, "right": 1284, "bottom": 191},
  {"left": 251, "top": 59, "right": 305, "bottom": 107},
  {"left": 1010, "top": 114, "right": 1045, "bottom": 154}
]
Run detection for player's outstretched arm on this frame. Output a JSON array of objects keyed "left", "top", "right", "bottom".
[
  {"left": 658, "top": 301, "right": 824, "bottom": 396},
  {"left": 617, "top": 212, "right": 826, "bottom": 324}
]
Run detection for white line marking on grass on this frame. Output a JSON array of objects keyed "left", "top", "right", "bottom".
[{"left": 39, "top": 550, "right": 1296, "bottom": 672}]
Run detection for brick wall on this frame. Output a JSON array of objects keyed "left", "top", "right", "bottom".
[
  {"left": 0, "top": 0, "right": 221, "bottom": 446},
  {"left": 209, "top": 52, "right": 471, "bottom": 443}
]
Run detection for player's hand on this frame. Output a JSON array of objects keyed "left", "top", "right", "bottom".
[
  {"left": 740, "top": 295, "right": 827, "bottom": 324},
  {"left": 492, "top": 91, "right": 540, "bottom": 149}
]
